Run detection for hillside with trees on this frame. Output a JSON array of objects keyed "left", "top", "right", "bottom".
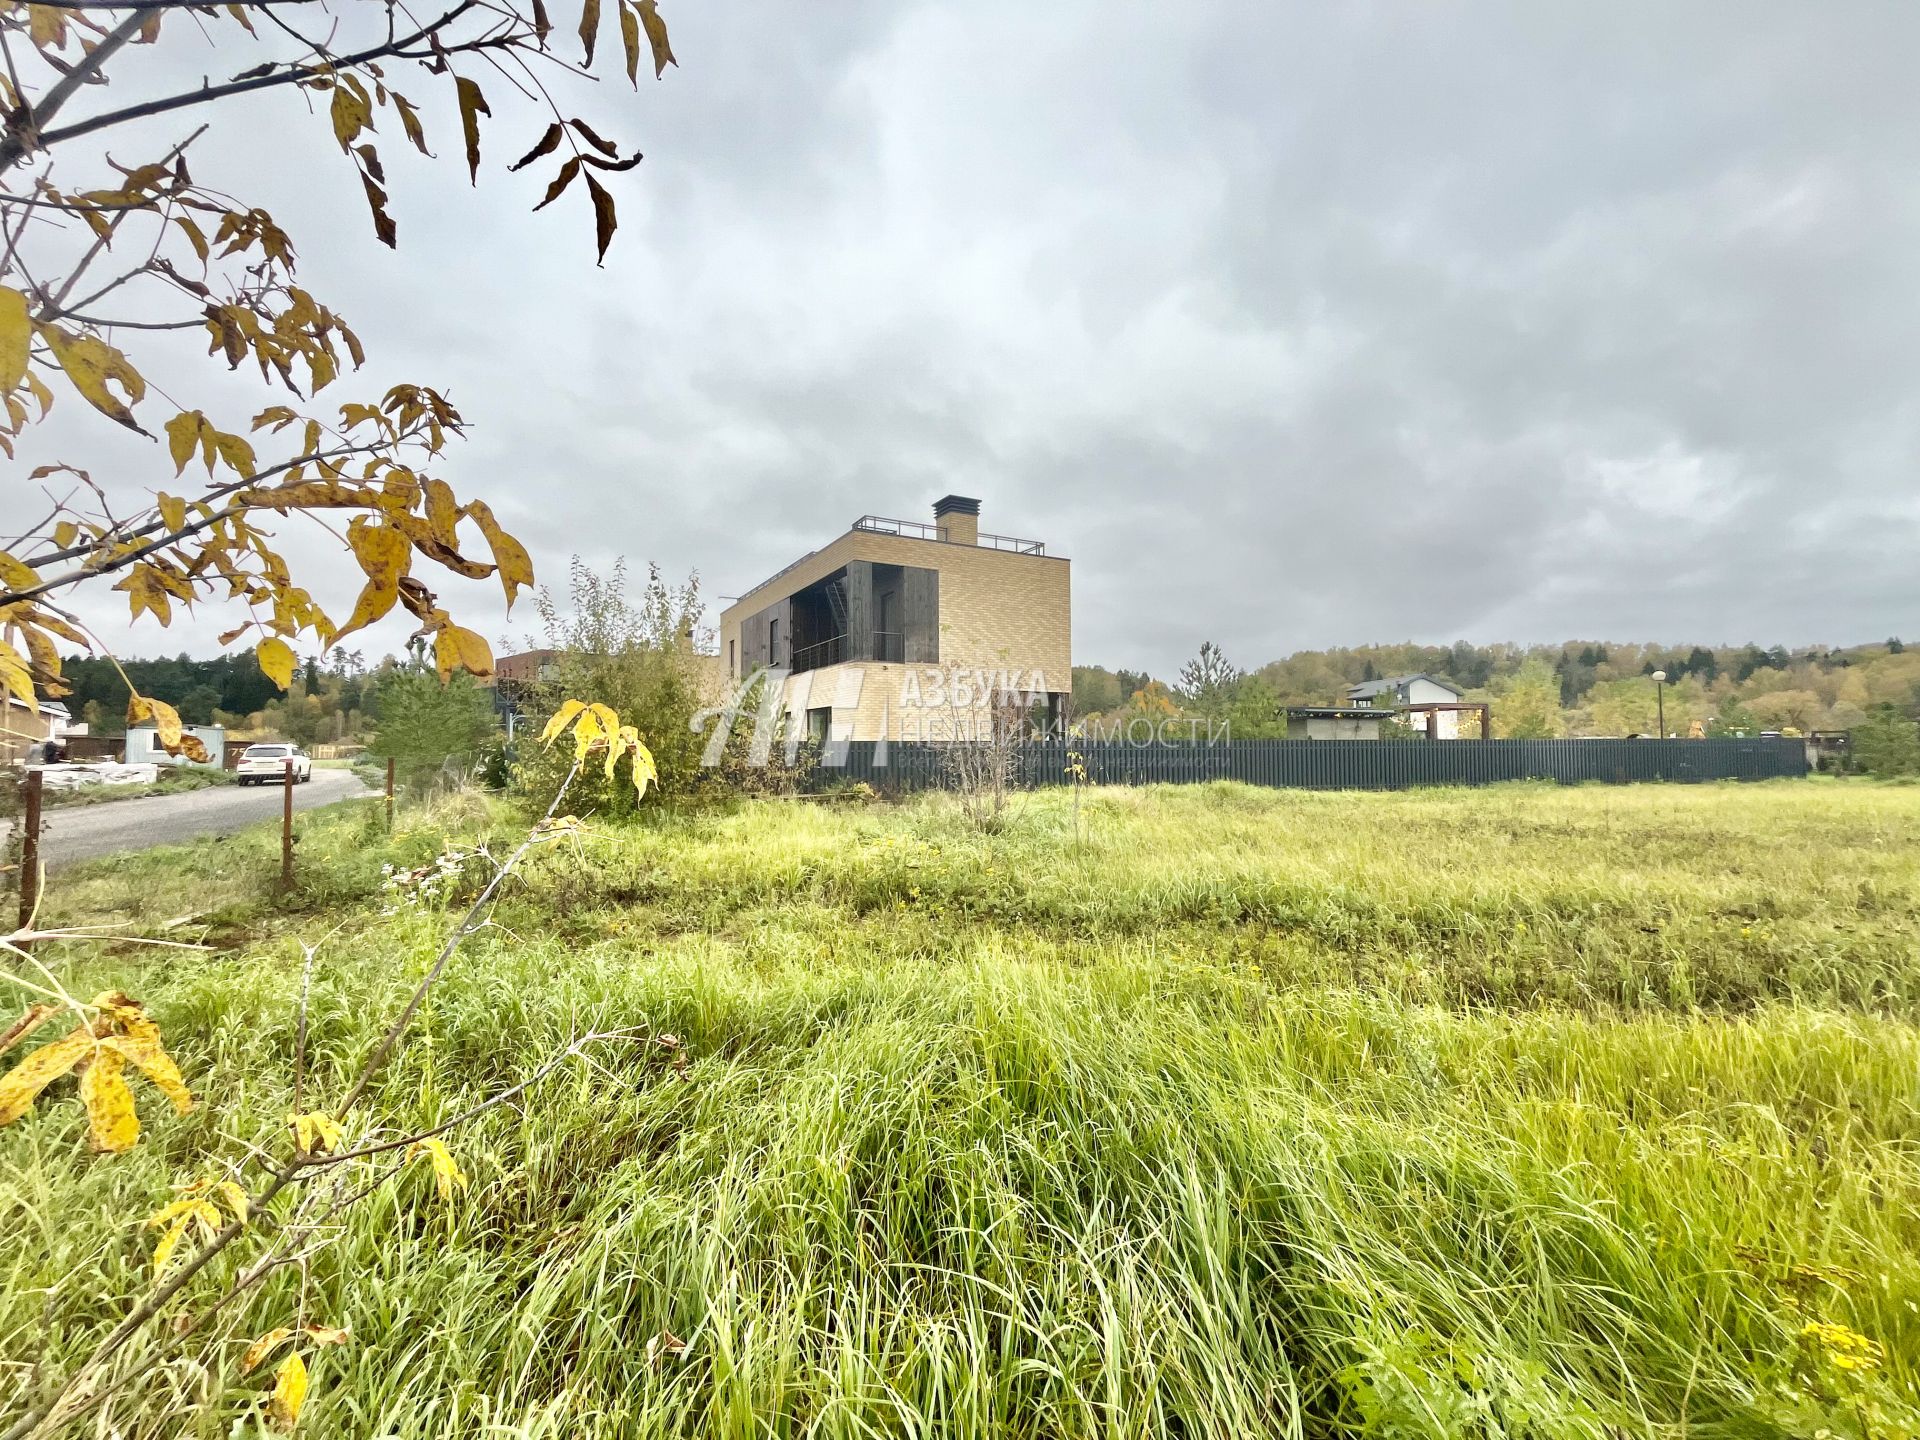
[
  {"left": 58, "top": 648, "right": 391, "bottom": 746},
  {"left": 1075, "top": 637, "right": 1920, "bottom": 746}
]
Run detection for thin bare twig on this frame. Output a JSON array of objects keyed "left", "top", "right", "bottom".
[
  {"left": 308, "top": 1027, "right": 646, "bottom": 1167},
  {"left": 31, "top": 0, "right": 487, "bottom": 155}
]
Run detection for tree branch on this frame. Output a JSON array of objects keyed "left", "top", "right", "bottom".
[
  {"left": 30, "top": 0, "right": 487, "bottom": 155},
  {"left": 0, "top": 9, "right": 149, "bottom": 170}
]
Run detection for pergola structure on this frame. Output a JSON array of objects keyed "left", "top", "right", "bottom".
[{"left": 1404, "top": 701, "right": 1493, "bottom": 740}]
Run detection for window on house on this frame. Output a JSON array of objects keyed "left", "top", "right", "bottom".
[
  {"left": 768, "top": 618, "right": 781, "bottom": 665},
  {"left": 729, "top": 638, "right": 736, "bottom": 676}
]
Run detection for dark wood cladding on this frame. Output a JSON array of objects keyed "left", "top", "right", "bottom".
[
  {"left": 737, "top": 562, "right": 937, "bottom": 672},
  {"left": 736, "top": 597, "right": 790, "bottom": 674},
  {"left": 903, "top": 566, "right": 939, "bottom": 663}
]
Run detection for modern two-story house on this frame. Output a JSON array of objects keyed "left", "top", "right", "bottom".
[
  {"left": 1346, "top": 673, "right": 1467, "bottom": 738},
  {"left": 719, "top": 496, "right": 1070, "bottom": 742}
]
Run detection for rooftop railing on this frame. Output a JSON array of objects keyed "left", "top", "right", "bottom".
[
  {"left": 733, "top": 518, "right": 1050, "bottom": 611},
  {"left": 853, "top": 514, "right": 1046, "bottom": 554}
]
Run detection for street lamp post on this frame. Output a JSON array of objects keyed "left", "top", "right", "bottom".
[{"left": 1651, "top": 670, "right": 1667, "bottom": 738}]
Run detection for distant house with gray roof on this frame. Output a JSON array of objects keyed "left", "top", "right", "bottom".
[{"left": 1345, "top": 673, "right": 1466, "bottom": 738}]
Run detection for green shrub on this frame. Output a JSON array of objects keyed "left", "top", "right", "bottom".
[{"left": 1853, "top": 704, "right": 1920, "bottom": 776}]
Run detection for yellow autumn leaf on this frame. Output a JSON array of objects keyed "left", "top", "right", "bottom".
[
  {"left": 35, "top": 322, "right": 148, "bottom": 432},
  {"left": 408, "top": 1137, "right": 469, "bottom": 1201},
  {"left": 540, "top": 699, "right": 586, "bottom": 746},
  {"left": 461, "top": 499, "right": 535, "bottom": 610},
  {"left": 114, "top": 565, "right": 174, "bottom": 626},
  {"left": 177, "top": 733, "right": 212, "bottom": 764},
  {"left": 455, "top": 74, "right": 489, "bottom": 185},
  {"left": 422, "top": 478, "right": 460, "bottom": 544},
  {"left": 148, "top": 697, "right": 185, "bottom": 751},
  {"left": 176, "top": 213, "right": 210, "bottom": 261},
  {"left": 0, "top": 992, "right": 192, "bottom": 1148},
  {"left": 257, "top": 636, "right": 297, "bottom": 691},
  {"left": 212, "top": 430, "right": 257, "bottom": 479},
  {"left": 629, "top": 731, "right": 659, "bottom": 800},
  {"left": 23, "top": 369, "right": 52, "bottom": 419},
  {"left": 99, "top": 1019, "right": 193, "bottom": 1116},
  {"left": 17, "top": 625, "right": 60, "bottom": 696},
  {"left": 570, "top": 705, "right": 605, "bottom": 762},
  {"left": 0, "top": 285, "right": 29, "bottom": 392},
  {"left": 157, "top": 492, "right": 188, "bottom": 534},
  {"left": 432, "top": 624, "right": 493, "bottom": 682},
  {"left": 243, "top": 1323, "right": 351, "bottom": 1378},
  {"left": 605, "top": 723, "right": 634, "bottom": 782},
  {"left": 332, "top": 518, "right": 410, "bottom": 642},
  {"left": 392, "top": 93, "right": 429, "bottom": 155},
  {"left": 27, "top": 4, "right": 67, "bottom": 49},
  {"left": 0, "top": 639, "right": 37, "bottom": 709},
  {"left": 164, "top": 410, "right": 204, "bottom": 475},
  {"left": 26, "top": 607, "right": 86, "bottom": 646},
  {"left": 581, "top": 703, "right": 622, "bottom": 763},
  {"left": 0, "top": 1027, "right": 92, "bottom": 1126},
  {"left": 289, "top": 1111, "right": 344, "bottom": 1154},
  {"left": 149, "top": 1215, "right": 197, "bottom": 1274},
  {"left": 216, "top": 1180, "right": 251, "bottom": 1224},
  {"left": 0, "top": 549, "right": 36, "bottom": 591},
  {"left": 578, "top": 0, "right": 601, "bottom": 64},
  {"left": 329, "top": 75, "right": 373, "bottom": 151},
  {"left": 79, "top": 1047, "right": 140, "bottom": 1153},
  {"left": 242, "top": 1326, "right": 296, "bottom": 1375},
  {"left": 269, "top": 1352, "right": 309, "bottom": 1431},
  {"left": 619, "top": 0, "right": 641, "bottom": 84},
  {"left": 637, "top": 0, "right": 675, "bottom": 76},
  {"left": 145, "top": 1195, "right": 220, "bottom": 1272}
]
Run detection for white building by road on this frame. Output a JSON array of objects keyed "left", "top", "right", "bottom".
[{"left": 123, "top": 721, "right": 227, "bottom": 768}]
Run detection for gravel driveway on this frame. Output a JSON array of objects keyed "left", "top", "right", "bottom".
[{"left": 8, "top": 768, "right": 373, "bottom": 870}]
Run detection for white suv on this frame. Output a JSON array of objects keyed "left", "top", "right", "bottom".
[{"left": 236, "top": 743, "right": 312, "bottom": 785}]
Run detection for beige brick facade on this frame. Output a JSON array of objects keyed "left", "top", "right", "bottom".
[{"left": 718, "top": 506, "right": 1070, "bottom": 742}]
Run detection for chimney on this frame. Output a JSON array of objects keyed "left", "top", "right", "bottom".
[{"left": 933, "top": 494, "right": 981, "bottom": 546}]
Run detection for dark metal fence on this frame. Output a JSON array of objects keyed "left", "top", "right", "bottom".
[{"left": 808, "top": 737, "right": 1808, "bottom": 793}]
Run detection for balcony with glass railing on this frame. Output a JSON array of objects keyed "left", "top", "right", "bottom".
[{"left": 790, "top": 629, "right": 908, "bottom": 675}]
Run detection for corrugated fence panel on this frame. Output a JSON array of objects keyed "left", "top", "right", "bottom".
[{"left": 814, "top": 738, "right": 1807, "bottom": 793}]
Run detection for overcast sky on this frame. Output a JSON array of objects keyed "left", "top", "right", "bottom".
[{"left": 30, "top": 0, "right": 1920, "bottom": 676}]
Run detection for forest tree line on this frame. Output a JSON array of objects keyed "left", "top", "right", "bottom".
[
  {"left": 1073, "top": 636, "right": 1920, "bottom": 744},
  {"left": 59, "top": 648, "right": 396, "bottom": 746},
  {"left": 56, "top": 632, "right": 1920, "bottom": 766}
]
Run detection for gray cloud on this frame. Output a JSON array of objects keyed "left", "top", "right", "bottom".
[{"left": 33, "top": 0, "right": 1920, "bottom": 675}]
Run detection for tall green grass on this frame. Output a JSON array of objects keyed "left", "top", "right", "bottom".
[{"left": 4, "top": 780, "right": 1918, "bottom": 1437}]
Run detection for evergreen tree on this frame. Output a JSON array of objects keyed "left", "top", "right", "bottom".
[{"left": 1175, "top": 642, "right": 1244, "bottom": 717}]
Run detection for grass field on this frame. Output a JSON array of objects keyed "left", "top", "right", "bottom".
[{"left": 4, "top": 779, "right": 1918, "bottom": 1438}]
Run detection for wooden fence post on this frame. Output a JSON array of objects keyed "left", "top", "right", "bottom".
[
  {"left": 17, "top": 768, "right": 43, "bottom": 938},
  {"left": 281, "top": 758, "right": 295, "bottom": 893},
  {"left": 385, "top": 755, "right": 395, "bottom": 831}
]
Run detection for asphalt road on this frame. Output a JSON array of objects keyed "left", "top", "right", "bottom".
[{"left": 13, "top": 768, "right": 373, "bottom": 869}]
